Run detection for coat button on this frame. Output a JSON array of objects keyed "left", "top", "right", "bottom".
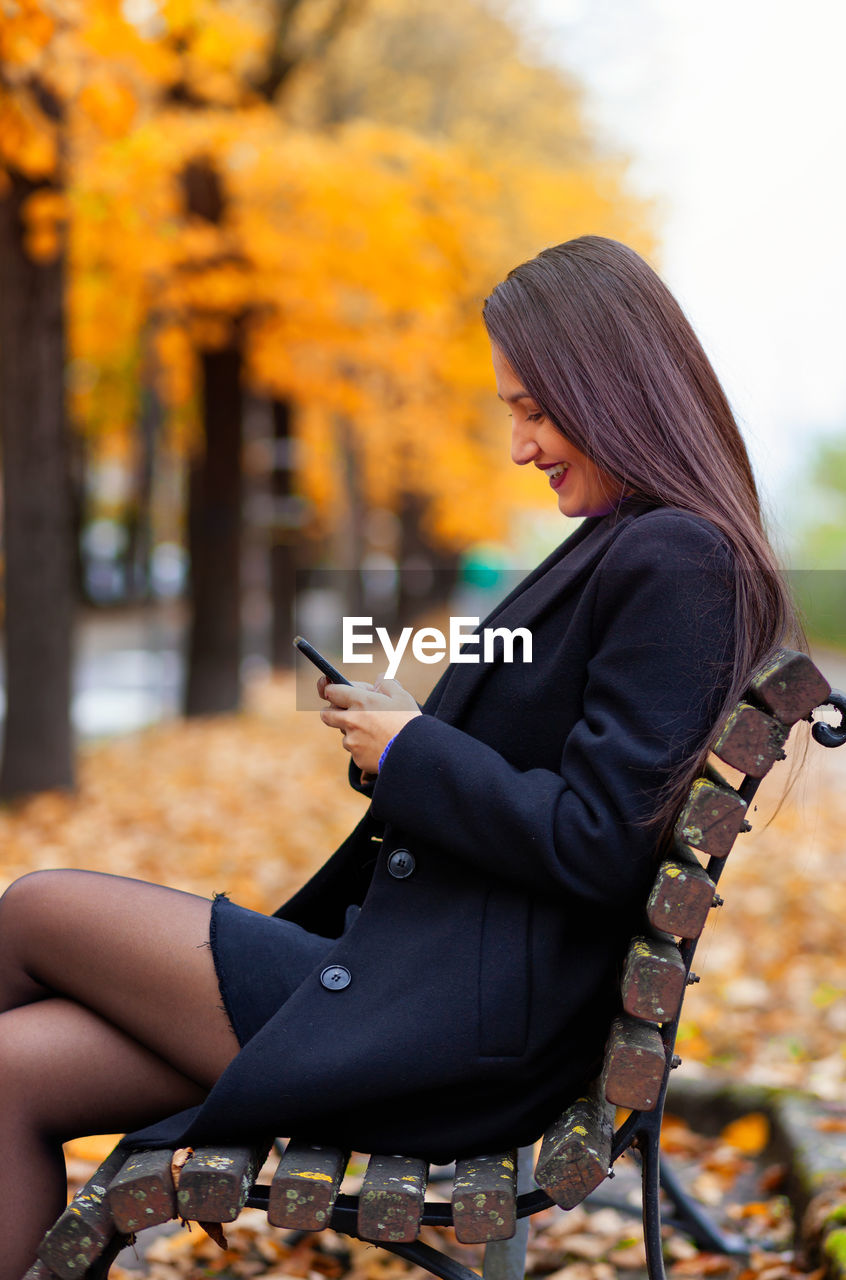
[
  {"left": 320, "top": 965, "right": 351, "bottom": 990},
  {"left": 388, "top": 848, "right": 415, "bottom": 879}
]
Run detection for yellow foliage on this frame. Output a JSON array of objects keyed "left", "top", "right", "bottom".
[
  {"left": 187, "top": 313, "right": 235, "bottom": 351},
  {"left": 3, "top": 0, "right": 652, "bottom": 552},
  {"left": 76, "top": 73, "right": 138, "bottom": 136},
  {"left": 153, "top": 325, "right": 196, "bottom": 408},
  {"left": 0, "top": 87, "right": 59, "bottom": 178},
  {"left": 22, "top": 185, "right": 67, "bottom": 223},
  {"left": 20, "top": 185, "right": 67, "bottom": 262},
  {"left": 24, "top": 223, "right": 59, "bottom": 261},
  {"left": 0, "top": 3, "right": 56, "bottom": 67}
]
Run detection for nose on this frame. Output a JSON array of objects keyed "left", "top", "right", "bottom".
[{"left": 511, "top": 418, "right": 540, "bottom": 466}]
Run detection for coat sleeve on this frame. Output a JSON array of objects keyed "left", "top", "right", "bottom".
[{"left": 369, "top": 512, "right": 737, "bottom": 908}]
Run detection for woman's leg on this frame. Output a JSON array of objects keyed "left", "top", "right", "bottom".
[
  {"left": 0, "top": 869, "right": 240, "bottom": 1085},
  {"left": 0, "top": 869, "right": 243, "bottom": 1278},
  {"left": 1, "top": 999, "right": 212, "bottom": 1280}
]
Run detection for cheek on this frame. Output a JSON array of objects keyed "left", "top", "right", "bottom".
[{"left": 587, "top": 462, "right": 616, "bottom": 496}]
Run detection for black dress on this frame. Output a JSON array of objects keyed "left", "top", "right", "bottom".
[{"left": 211, "top": 894, "right": 359, "bottom": 1045}]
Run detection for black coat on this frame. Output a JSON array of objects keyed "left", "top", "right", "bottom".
[{"left": 127, "top": 499, "right": 736, "bottom": 1161}]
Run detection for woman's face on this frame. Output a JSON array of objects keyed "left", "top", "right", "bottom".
[{"left": 491, "top": 343, "right": 630, "bottom": 520}]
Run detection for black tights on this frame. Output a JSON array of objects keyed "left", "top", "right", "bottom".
[{"left": 0, "top": 869, "right": 241, "bottom": 1279}]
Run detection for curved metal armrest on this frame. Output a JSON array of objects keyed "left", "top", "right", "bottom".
[{"left": 812, "top": 689, "right": 846, "bottom": 748}]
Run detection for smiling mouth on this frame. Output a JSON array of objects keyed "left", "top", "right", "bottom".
[{"left": 546, "top": 464, "right": 570, "bottom": 488}]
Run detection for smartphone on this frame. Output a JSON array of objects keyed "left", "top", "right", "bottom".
[
  {"left": 293, "top": 636, "right": 353, "bottom": 686},
  {"left": 294, "top": 635, "right": 376, "bottom": 785}
]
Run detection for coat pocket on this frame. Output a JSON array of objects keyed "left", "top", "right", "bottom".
[{"left": 477, "top": 887, "right": 532, "bottom": 1057}]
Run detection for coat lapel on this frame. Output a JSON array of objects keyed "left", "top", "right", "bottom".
[{"left": 424, "top": 499, "right": 657, "bottom": 722}]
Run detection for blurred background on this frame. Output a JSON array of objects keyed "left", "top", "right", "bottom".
[{"left": 1, "top": 0, "right": 844, "bottom": 796}]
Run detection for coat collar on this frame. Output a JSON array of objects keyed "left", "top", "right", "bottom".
[{"left": 423, "top": 497, "right": 659, "bottom": 720}]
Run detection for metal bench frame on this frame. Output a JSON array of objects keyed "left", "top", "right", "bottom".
[{"left": 28, "top": 653, "right": 846, "bottom": 1280}]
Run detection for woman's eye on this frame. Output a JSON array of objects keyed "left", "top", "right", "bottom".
[{"left": 527, "top": 411, "right": 544, "bottom": 423}]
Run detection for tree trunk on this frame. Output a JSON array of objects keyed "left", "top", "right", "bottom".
[
  {"left": 269, "top": 398, "right": 299, "bottom": 668},
  {"left": 69, "top": 427, "right": 89, "bottom": 604},
  {"left": 184, "top": 345, "right": 244, "bottom": 715},
  {"left": 396, "top": 491, "right": 459, "bottom": 628},
  {"left": 123, "top": 375, "right": 161, "bottom": 601},
  {"left": 0, "top": 170, "right": 75, "bottom": 796},
  {"left": 333, "top": 416, "right": 367, "bottom": 617}
]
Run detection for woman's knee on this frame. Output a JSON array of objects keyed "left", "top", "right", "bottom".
[
  {"left": 1, "top": 868, "right": 82, "bottom": 911},
  {"left": 0, "top": 869, "right": 82, "bottom": 941},
  {"left": 0, "top": 871, "right": 97, "bottom": 1010}
]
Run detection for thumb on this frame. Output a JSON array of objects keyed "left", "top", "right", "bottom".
[{"left": 374, "top": 671, "right": 403, "bottom": 695}]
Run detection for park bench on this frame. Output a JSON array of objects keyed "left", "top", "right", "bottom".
[{"left": 26, "top": 649, "right": 846, "bottom": 1280}]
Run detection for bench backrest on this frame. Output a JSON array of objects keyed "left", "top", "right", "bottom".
[{"left": 534, "top": 647, "right": 834, "bottom": 1209}]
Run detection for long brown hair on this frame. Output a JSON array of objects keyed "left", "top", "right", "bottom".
[{"left": 482, "top": 235, "right": 804, "bottom": 836}]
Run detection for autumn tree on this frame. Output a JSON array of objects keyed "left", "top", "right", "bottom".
[
  {"left": 160, "top": 0, "right": 362, "bottom": 711},
  {"left": 0, "top": 2, "right": 366, "bottom": 774},
  {"left": 272, "top": 0, "right": 652, "bottom": 617},
  {"left": 0, "top": 1, "right": 189, "bottom": 795},
  {"left": 62, "top": 0, "right": 651, "bottom": 717},
  {"left": 0, "top": 126, "right": 74, "bottom": 796},
  {"left": 0, "top": 9, "right": 79, "bottom": 796}
]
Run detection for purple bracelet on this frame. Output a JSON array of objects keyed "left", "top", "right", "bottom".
[{"left": 377, "top": 734, "right": 398, "bottom": 773}]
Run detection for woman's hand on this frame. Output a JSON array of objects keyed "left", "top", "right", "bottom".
[{"left": 317, "top": 674, "right": 422, "bottom": 775}]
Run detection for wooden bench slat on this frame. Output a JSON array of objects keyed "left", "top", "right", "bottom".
[
  {"left": 713, "top": 702, "right": 789, "bottom": 778},
  {"left": 267, "top": 1141, "right": 347, "bottom": 1230},
  {"left": 674, "top": 775, "right": 747, "bottom": 859},
  {"left": 452, "top": 1150, "right": 517, "bottom": 1243},
  {"left": 107, "top": 1147, "right": 177, "bottom": 1233},
  {"left": 534, "top": 1084, "right": 613, "bottom": 1210},
  {"left": 602, "top": 1015, "right": 666, "bottom": 1112},
  {"left": 23, "top": 1261, "right": 60, "bottom": 1280},
  {"left": 357, "top": 1154, "right": 428, "bottom": 1243},
  {"left": 750, "top": 650, "right": 830, "bottom": 725},
  {"left": 37, "top": 1147, "right": 126, "bottom": 1279},
  {"left": 621, "top": 932, "right": 686, "bottom": 1024},
  {"left": 646, "top": 847, "right": 717, "bottom": 939},
  {"left": 176, "top": 1143, "right": 271, "bottom": 1224}
]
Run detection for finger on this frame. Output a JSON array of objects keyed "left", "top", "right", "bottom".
[
  {"left": 317, "top": 674, "right": 328, "bottom": 698},
  {"left": 320, "top": 706, "right": 349, "bottom": 730},
  {"left": 320, "top": 682, "right": 357, "bottom": 708},
  {"left": 373, "top": 675, "right": 405, "bottom": 697}
]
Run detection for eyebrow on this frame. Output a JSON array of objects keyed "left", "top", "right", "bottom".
[{"left": 497, "top": 390, "right": 535, "bottom": 404}]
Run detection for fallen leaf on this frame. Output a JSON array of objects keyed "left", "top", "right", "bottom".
[
  {"left": 171, "top": 1146, "right": 194, "bottom": 1188},
  {"left": 199, "top": 1219, "right": 228, "bottom": 1249},
  {"left": 814, "top": 1116, "right": 846, "bottom": 1132},
  {"left": 720, "top": 1113, "right": 770, "bottom": 1156},
  {"left": 759, "top": 1164, "right": 788, "bottom": 1194},
  {"left": 63, "top": 1133, "right": 123, "bottom": 1163},
  {"left": 670, "top": 1252, "right": 737, "bottom": 1275},
  {"left": 543, "top": 1264, "right": 595, "bottom": 1280},
  {"left": 607, "top": 1239, "right": 648, "bottom": 1270},
  {"left": 556, "top": 1232, "right": 608, "bottom": 1262}
]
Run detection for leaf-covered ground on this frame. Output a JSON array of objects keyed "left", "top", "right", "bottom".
[{"left": 3, "top": 661, "right": 845, "bottom": 1278}]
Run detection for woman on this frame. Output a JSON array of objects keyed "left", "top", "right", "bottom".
[{"left": 0, "top": 236, "right": 799, "bottom": 1277}]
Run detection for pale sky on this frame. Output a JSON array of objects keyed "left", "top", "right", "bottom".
[{"left": 519, "top": 0, "right": 846, "bottom": 537}]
